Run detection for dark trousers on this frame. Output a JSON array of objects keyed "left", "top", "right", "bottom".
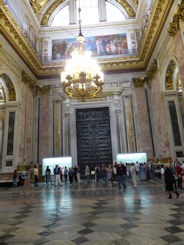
[
  {"left": 117, "top": 176, "right": 126, "bottom": 189},
  {"left": 34, "top": 175, "right": 38, "bottom": 186},
  {"left": 178, "top": 176, "right": 182, "bottom": 189}
]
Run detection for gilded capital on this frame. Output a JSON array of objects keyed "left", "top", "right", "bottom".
[
  {"left": 132, "top": 77, "right": 147, "bottom": 88},
  {"left": 38, "top": 85, "right": 51, "bottom": 95},
  {"left": 22, "top": 70, "right": 36, "bottom": 89},
  {"left": 146, "top": 59, "right": 158, "bottom": 80}
]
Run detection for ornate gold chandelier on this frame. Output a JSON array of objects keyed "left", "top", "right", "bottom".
[{"left": 61, "top": 6, "right": 104, "bottom": 101}]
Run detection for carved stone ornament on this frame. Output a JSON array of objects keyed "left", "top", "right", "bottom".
[
  {"left": 168, "top": 1, "right": 184, "bottom": 37},
  {"left": 146, "top": 59, "right": 158, "bottom": 80},
  {"left": 165, "top": 60, "right": 176, "bottom": 90},
  {"left": 0, "top": 73, "right": 16, "bottom": 101}
]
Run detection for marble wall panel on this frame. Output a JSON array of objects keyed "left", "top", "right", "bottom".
[
  {"left": 135, "top": 88, "right": 153, "bottom": 158},
  {"left": 150, "top": 73, "right": 171, "bottom": 158},
  {"left": 39, "top": 95, "right": 51, "bottom": 162}
]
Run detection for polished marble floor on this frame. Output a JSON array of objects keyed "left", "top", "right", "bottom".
[{"left": 0, "top": 180, "right": 184, "bottom": 245}]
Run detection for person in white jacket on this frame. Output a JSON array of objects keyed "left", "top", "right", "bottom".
[{"left": 130, "top": 163, "right": 137, "bottom": 188}]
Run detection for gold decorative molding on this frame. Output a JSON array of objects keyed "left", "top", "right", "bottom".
[
  {"left": 132, "top": 77, "right": 147, "bottom": 88},
  {"left": 168, "top": 1, "right": 184, "bottom": 37},
  {"left": 41, "top": 0, "right": 65, "bottom": 25},
  {"left": 116, "top": 0, "right": 136, "bottom": 17},
  {"left": 165, "top": 60, "right": 176, "bottom": 90},
  {"left": 132, "top": 0, "right": 138, "bottom": 8},
  {"left": 0, "top": 42, "right": 2, "bottom": 48},
  {"left": 30, "top": 0, "right": 50, "bottom": 19},
  {"left": 0, "top": 0, "right": 41, "bottom": 75},
  {"left": 146, "top": 59, "right": 158, "bottom": 80},
  {"left": 0, "top": 73, "right": 16, "bottom": 101},
  {"left": 139, "top": 0, "right": 173, "bottom": 62}
]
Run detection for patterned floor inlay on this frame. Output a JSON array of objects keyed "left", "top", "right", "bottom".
[{"left": 0, "top": 180, "right": 184, "bottom": 244}]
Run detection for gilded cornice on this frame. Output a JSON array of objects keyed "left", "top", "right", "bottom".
[
  {"left": 165, "top": 60, "right": 176, "bottom": 90},
  {"left": 0, "top": 0, "right": 41, "bottom": 76},
  {"left": 0, "top": 73, "right": 16, "bottom": 101},
  {"left": 41, "top": 0, "right": 65, "bottom": 25},
  {"left": 30, "top": 0, "right": 50, "bottom": 19},
  {"left": 168, "top": 1, "right": 184, "bottom": 37},
  {"left": 146, "top": 59, "right": 158, "bottom": 80},
  {"left": 116, "top": 0, "right": 136, "bottom": 17},
  {"left": 139, "top": 0, "right": 174, "bottom": 63}
]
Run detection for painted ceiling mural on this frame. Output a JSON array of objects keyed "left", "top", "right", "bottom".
[
  {"left": 52, "top": 33, "right": 129, "bottom": 60},
  {"left": 29, "top": 0, "right": 138, "bottom": 23}
]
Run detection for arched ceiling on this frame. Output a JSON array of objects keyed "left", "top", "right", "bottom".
[{"left": 29, "top": 0, "right": 138, "bottom": 25}]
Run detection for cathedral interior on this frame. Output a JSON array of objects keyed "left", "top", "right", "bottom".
[{"left": 0, "top": 0, "right": 184, "bottom": 244}]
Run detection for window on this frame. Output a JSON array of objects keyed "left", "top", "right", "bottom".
[
  {"left": 76, "top": 0, "right": 99, "bottom": 25},
  {"left": 51, "top": 5, "right": 69, "bottom": 26},
  {"left": 106, "top": 2, "right": 125, "bottom": 22}
]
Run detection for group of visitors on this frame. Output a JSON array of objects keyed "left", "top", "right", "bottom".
[
  {"left": 45, "top": 165, "right": 80, "bottom": 186},
  {"left": 12, "top": 159, "right": 184, "bottom": 199},
  {"left": 12, "top": 165, "right": 39, "bottom": 194}
]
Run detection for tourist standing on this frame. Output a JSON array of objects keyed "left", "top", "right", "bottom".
[
  {"left": 130, "top": 163, "right": 137, "bottom": 188},
  {"left": 45, "top": 166, "right": 51, "bottom": 184},
  {"left": 54, "top": 165, "right": 62, "bottom": 186},
  {"left": 85, "top": 165, "right": 90, "bottom": 183},
  {"left": 13, "top": 170, "right": 17, "bottom": 187},
  {"left": 33, "top": 165, "right": 39, "bottom": 186},
  {"left": 64, "top": 167, "right": 68, "bottom": 183},
  {"left": 165, "top": 165, "right": 179, "bottom": 199}
]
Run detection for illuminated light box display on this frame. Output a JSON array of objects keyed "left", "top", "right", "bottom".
[
  {"left": 116, "top": 153, "right": 147, "bottom": 164},
  {"left": 42, "top": 157, "right": 72, "bottom": 176}
]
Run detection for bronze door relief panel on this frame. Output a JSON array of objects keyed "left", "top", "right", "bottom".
[{"left": 76, "top": 107, "right": 112, "bottom": 176}]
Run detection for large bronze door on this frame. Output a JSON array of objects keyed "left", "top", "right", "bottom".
[{"left": 76, "top": 107, "right": 112, "bottom": 176}]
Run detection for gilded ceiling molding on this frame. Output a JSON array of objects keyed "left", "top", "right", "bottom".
[
  {"left": 146, "top": 59, "right": 158, "bottom": 80},
  {"left": 132, "top": 77, "right": 147, "bottom": 88},
  {"left": 0, "top": 1, "right": 41, "bottom": 75},
  {"left": 116, "top": 0, "right": 136, "bottom": 17},
  {"left": 139, "top": 0, "right": 173, "bottom": 62},
  {"left": 168, "top": 1, "right": 184, "bottom": 37},
  {"left": 165, "top": 60, "right": 176, "bottom": 90},
  {"left": 41, "top": 0, "right": 65, "bottom": 25},
  {"left": 30, "top": 0, "right": 50, "bottom": 19},
  {"left": 22, "top": 70, "right": 36, "bottom": 90},
  {"left": 0, "top": 73, "right": 16, "bottom": 101}
]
